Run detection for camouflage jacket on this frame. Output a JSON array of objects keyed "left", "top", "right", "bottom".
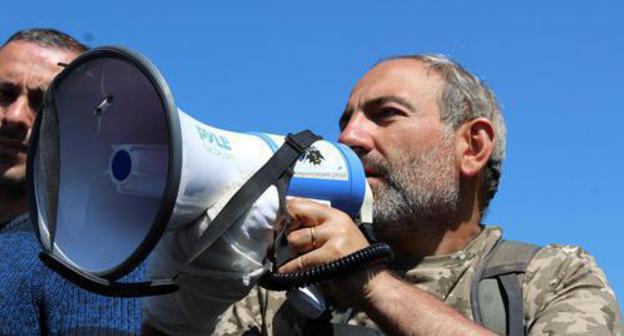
[{"left": 214, "top": 226, "right": 621, "bottom": 335}]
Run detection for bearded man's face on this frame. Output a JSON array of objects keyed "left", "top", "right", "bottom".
[
  {"left": 366, "top": 131, "right": 459, "bottom": 232},
  {"left": 338, "top": 59, "right": 461, "bottom": 234}
]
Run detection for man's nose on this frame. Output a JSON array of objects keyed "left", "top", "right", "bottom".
[
  {"left": 338, "top": 113, "right": 374, "bottom": 157},
  {"left": 0, "top": 95, "right": 32, "bottom": 140}
]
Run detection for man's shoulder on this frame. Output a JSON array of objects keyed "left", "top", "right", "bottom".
[
  {"left": 0, "top": 213, "right": 41, "bottom": 273},
  {"left": 0, "top": 213, "right": 32, "bottom": 234},
  {"left": 522, "top": 243, "right": 621, "bottom": 335},
  {"left": 0, "top": 214, "right": 42, "bottom": 332},
  {"left": 524, "top": 243, "right": 613, "bottom": 293},
  {"left": 0, "top": 213, "right": 144, "bottom": 334}
]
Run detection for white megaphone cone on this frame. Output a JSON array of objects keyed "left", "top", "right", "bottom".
[
  {"left": 27, "top": 46, "right": 381, "bottom": 298},
  {"left": 109, "top": 111, "right": 370, "bottom": 231}
]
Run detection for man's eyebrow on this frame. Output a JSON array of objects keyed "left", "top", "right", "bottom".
[
  {"left": 363, "top": 96, "right": 416, "bottom": 113},
  {"left": 338, "top": 95, "right": 417, "bottom": 130},
  {"left": 0, "top": 77, "right": 48, "bottom": 92},
  {"left": 0, "top": 78, "right": 18, "bottom": 88}
]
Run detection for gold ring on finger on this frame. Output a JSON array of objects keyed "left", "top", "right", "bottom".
[{"left": 310, "top": 227, "right": 317, "bottom": 249}]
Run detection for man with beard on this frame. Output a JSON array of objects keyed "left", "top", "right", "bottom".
[
  {"left": 144, "top": 54, "right": 620, "bottom": 335},
  {"left": 215, "top": 55, "right": 620, "bottom": 335},
  {"left": 0, "top": 28, "right": 143, "bottom": 334}
]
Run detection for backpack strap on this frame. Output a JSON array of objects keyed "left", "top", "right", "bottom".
[{"left": 471, "top": 240, "right": 540, "bottom": 336}]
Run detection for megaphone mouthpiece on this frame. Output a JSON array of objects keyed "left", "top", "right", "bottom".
[{"left": 109, "top": 144, "right": 167, "bottom": 198}]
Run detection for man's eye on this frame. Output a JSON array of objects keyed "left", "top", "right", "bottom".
[
  {"left": 375, "top": 107, "right": 402, "bottom": 119},
  {"left": 0, "top": 88, "right": 17, "bottom": 106},
  {"left": 28, "top": 90, "right": 44, "bottom": 113}
]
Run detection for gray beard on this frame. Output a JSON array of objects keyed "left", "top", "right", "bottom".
[{"left": 369, "top": 134, "right": 460, "bottom": 235}]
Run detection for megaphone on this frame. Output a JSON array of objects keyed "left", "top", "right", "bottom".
[{"left": 27, "top": 46, "right": 390, "bottom": 298}]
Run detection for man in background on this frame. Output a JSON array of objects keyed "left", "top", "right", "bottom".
[{"left": 0, "top": 28, "right": 143, "bottom": 334}]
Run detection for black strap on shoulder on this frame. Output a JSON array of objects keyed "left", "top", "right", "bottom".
[
  {"left": 183, "top": 130, "right": 321, "bottom": 267},
  {"left": 471, "top": 239, "right": 540, "bottom": 336}
]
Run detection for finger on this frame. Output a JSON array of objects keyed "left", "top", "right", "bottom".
[
  {"left": 287, "top": 226, "right": 324, "bottom": 254},
  {"left": 278, "top": 246, "right": 335, "bottom": 273},
  {"left": 286, "top": 197, "right": 332, "bottom": 231}
]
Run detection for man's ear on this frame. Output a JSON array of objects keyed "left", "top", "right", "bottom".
[{"left": 456, "top": 118, "right": 495, "bottom": 177}]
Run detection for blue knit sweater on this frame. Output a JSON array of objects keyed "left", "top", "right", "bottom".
[{"left": 0, "top": 214, "right": 143, "bottom": 335}]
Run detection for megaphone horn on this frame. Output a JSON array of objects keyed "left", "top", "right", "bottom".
[{"left": 27, "top": 46, "right": 386, "bottom": 297}]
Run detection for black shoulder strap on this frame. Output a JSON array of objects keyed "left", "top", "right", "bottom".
[{"left": 471, "top": 240, "right": 540, "bottom": 336}]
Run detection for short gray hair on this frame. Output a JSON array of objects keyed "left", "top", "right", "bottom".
[
  {"left": 381, "top": 54, "right": 506, "bottom": 214},
  {"left": 3, "top": 28, "right": 88, "bottom": 54}
]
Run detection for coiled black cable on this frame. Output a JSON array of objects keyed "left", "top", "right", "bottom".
[{"left": 258, "top": 243, "right": 393, "bottom": 291}]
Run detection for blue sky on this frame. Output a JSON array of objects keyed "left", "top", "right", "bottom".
[{"left": 4, "top": 1, "right": 623, "bottom": 308}]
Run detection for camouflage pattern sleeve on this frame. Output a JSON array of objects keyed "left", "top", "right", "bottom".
[
  {"left": 213, "top": 286, "right": 290, "bottom": 335},
  {"left": 522, "top": 244, "right": 621, "bottom": 335}
]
